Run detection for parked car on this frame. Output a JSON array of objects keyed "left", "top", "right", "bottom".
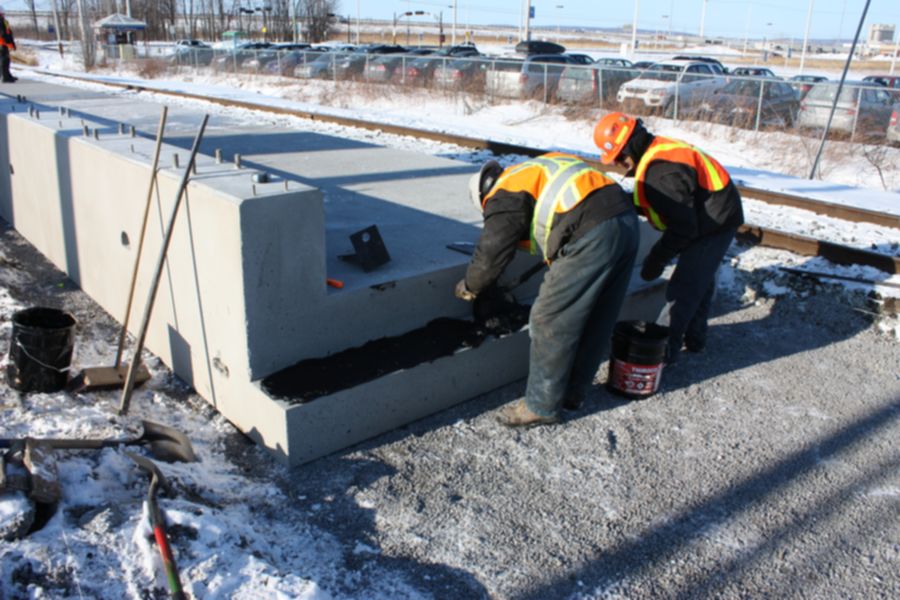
[
  {"left": 672, "top": 55, "right": 728, "bottom": 75},
  {"left": 170, "top": 39, "right": 214, "bottom": 66},
  {"left": 242, "top": 43, "right": 311, "bottom": 72},
  {"left": 887, "top": 103, "right": 900, "bottom": 145},
  {"left": 262, "top": 47, "right": 326, "bottom": 75},
  {"left": 486, "top": 54, "right": 574, "bottom": 100},
  {"left": 692, "top": 78, "right": 799, "bottom": 128},
  {"left": 392, "top": 46, "right": 480, "bottom": 86},
  {"left": 617, "top": 60, "right": 726, "bottom": 115},
  {"left": 211, "top": 42, "right": 273, "bottom": 71},
  {"left": 788, "top": 74, "right": 827, "bottom": 99},
  {"left": 333, "top": 44, "right": 407, "bottom": 80},
  {"left": 293, "top": 50, "right": 344, "bottom": 79},
  {"left": 797, "top": 80, "right": 895, "bottom": 138},
  {"left": 729, "top": 66, "right": 777, "bottom": 78},
  {"left": 565, "top": 53, "right": 594, "bottom": 65},
  {"left": 556, "top": 62, "right": 636, "bottom": 104},
  {"left": 364, "top": 49, "right": 432, "bottom": 83},
  {"left": 595, "top": 58, "right": 633, "bottom": 69},
  {"left": 433, "top": 56, "right": 490, "bottom": 91},
  {"left": 632, "top": 60, "right": 655, "bottom": 71},
  {"left": 515, "top": 40, "right": 565, "bottom": 55},
  {"left": 862, "top": 75, "right": 900, "bottom": 100}
]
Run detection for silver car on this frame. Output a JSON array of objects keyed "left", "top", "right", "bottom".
[{"left": 798, "top": 81, "right": 894, "bottom": 138}]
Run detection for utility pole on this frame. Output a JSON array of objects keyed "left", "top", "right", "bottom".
[
  {"left": 523, "top": 0, "right": 532, "bottom": 42},
  {"left": 891, "top": 33, "right": 899, "bottom": 75},
  {"left": 742, "top": 3, "right": 752, "bottom": 56},
  {"left": 75, "top": 0, "right": 93, "bottom": 68},
  {"left": 355, "top": 0, "right": 360, "bottom": 45},
  {"left": 452, "top": 0, "right": 457, "bottom": 45},
  {"left": 699, "top": 0, "right": 708, "bottom": 40},
  {"left": 799, "top": 0, "right": 814, "bottom": 74},
  {"left": 631, "top": 0, "right": 640, "bottom": 55}
]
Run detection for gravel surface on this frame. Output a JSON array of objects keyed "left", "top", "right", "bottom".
[{"left": 3, "top": 213, "right": 897, "bottom": 599}]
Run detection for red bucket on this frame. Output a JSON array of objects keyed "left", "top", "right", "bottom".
[{"left": 607, "top": 320, "right": 669, "bottom": 399}]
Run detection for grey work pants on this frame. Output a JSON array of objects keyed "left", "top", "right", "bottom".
[
  {"left": 524, "top": 211, "right": 639, "bottom": 418},
  {"left": 661, "top": 226, "right": 738, "bottom": 360}
]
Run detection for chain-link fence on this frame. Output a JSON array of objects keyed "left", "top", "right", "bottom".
[{"left": 148, "top": 46, "right": 900, "bottom": 146}]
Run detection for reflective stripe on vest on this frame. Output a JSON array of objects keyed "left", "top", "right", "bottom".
[
  {"left": 633, "top": 137, "right": 731, "bottom": 231},
  {"left": 484, "top": 153, "right": 616, "bottom": 261}
]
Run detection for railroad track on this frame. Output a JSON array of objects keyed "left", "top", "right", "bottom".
[{"left": 27, "top": 70, "right": 900, "bottom": 275}]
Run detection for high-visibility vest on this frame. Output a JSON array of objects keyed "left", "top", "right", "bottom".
[
  {"left": 633, "top": 137, "right": 731, "bottom": 231},
  {"left": 484, "top": 152, "right": 617, "bottom": 262},
  {"left": 0, "top": 20, "right": 12, "bottom": 50}
]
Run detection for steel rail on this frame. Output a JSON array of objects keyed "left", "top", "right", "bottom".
[{"left": 33, "top": 71, "right": 900, "bottom": 275}]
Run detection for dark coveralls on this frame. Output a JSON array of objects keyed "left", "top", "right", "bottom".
[
  {"left": 465, "top": 153, "right": 639, "bottom": 418},
  {"left": 0, "top": 16, "right": 16, "bottom": 83},
  {"left": 623, "top": 128, "right": 744, "bottom": 360}
]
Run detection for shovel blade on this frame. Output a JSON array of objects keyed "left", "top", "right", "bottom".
[{"left": 68, "top": 363, "right": 151, "bottom": 393}]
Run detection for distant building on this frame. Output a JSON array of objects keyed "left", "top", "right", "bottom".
[{"left": 868, "top": 24, "right": 894, "bottom": 45}]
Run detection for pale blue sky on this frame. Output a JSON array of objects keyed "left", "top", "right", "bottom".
[
  {"left": 349, "top": 0, "right": 898, "bottom": 42},
  {"left": 4, "top": 1, "right": 898, "bottom": 42}
]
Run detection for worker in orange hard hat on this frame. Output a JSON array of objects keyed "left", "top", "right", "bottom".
[
  {"left": 0, "top": 6, "right": 16, "bottom": 83},
  {"left": 593, "top": 111, "right": 744, "bottom": 363},
  {"left": 457, "top": 153, "right": 639, "bottom": 427}
]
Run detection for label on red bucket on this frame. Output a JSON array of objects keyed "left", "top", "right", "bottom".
[{"left": 609, "top": 358, "right": 663, "bottom": 396}]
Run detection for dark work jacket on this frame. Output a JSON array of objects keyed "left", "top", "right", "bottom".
[
  {"left": 626, "top": 128, "right": 744, "bottom": 262},
  {"left": 464, "top": 184, "right": 631, "bottom": 295}
]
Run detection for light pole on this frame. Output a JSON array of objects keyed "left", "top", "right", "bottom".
[
  {"left": 452, "top": 0, "right": 457, "bottom": 45},
  {"left": 699, "top": 0, "right": 708, "bottom": 40},
  {"left": 660, "top": 14, "right": 669, "bottom": 48},
  {"left": 799, "top": 0, "right": 814, "bottom": 73},
  {"left": 763, "top": 21, "right": 773, "bottom": 62},
  {"left": 630, "top": 0, "right": 640, "bottom": 55},
  {"left": 556, "top": 5, "right": 564, "bottom": 41}
]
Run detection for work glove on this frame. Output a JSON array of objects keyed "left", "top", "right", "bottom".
[
  {"left": 455, "top": 279, "right": 477, "bottom": 302},
  {"left": 640, "top": 244, "right": 672, "bottom": 281}
]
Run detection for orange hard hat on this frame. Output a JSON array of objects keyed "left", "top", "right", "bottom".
[{"left": 593, "top": 112, "right": 638, "bottom": 165}]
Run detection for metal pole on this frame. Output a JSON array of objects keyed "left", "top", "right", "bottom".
[
  {"left": 809, "top": 0, "right": 871, "bottom": 180},
  {"left": 799, "top": 0, "right": 814, "bottom": 74},
  {"left": 452, "top": 0, "right": 457, "bottom": 45},
  {"left": 631, "top": 0, "right": 640, "bottom": 54},
  {"left": 699, "top": 0, "right": 708, "bottom": 39},
  {"left": 754, "top": 80, "right": 764, "bottom": 131},
  {"left": 118, "top": 115, "right": 209, "bottom": 416},
  {"left": 49, "top": 0, "right": 64, "bottom": 57},
  {"left": 355, "top": 0, "right": 360, "bottom": 45},
  {"left": 890, "top": 34, "right": 899, "bottom": 76},
  {"left": 524, "top": 0, "right": 532, "bottom": 41},
  {"left": 742, "top": 4, "right": 752, "bottom": 57},
  {"left": 849, "top": 85, "right": 861, "bottom": 142}
]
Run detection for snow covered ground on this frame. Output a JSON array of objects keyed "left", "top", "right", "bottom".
[{"left": 1, "top": 43, "right": 899, "bottom": 599}]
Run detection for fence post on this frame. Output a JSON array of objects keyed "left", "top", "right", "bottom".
[
  {"left": 673, "top": 74, "right": 680, "bottom": 121},
  {"left": 850, "top": 85, "right": 862, "bottom": 142},
  {"left": 754, "top": 79, "right": 765, "bottom": 131},
  {"left": 598, "top": 68, "right": 604, "bottom": 109},
  {"left": 402, "top": 55, "right": 406, "bottom": 85}
]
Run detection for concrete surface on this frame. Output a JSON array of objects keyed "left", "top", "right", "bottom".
[{"left": 0, "top": 79, "right": 665, "bottom": 465}]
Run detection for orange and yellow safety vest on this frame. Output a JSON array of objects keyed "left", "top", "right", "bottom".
[
  {"left": 633, "top": 137, "right": 731, "bottom": 231},
  {"left": 484, "top": 152, "right": 618, "bottom": 262}
]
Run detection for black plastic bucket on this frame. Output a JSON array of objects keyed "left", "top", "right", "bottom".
[
  {"left": 6, "top": 307, "right": 76, "bottom": 393},
  {"left": 607, "top": 320, "right": 669, "bottom": 399}
]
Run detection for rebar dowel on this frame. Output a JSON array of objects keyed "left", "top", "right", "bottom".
[{"left": 119, "top": 114, "right": 209, "bottom": 416}]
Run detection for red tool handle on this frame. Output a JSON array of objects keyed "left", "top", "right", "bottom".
[{"left": 153, "top": 525, "right": 186, "bottom": 599}]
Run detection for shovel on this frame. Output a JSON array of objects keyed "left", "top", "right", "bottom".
[
  {"left": 126, "top": 452, "right": 186, "bottom": 600},
  {"left": 0, "top": 420, "right": 198, "bottom": 463},
  {"left": 69, "top": 107, "right": 169, "bottom": 393}
]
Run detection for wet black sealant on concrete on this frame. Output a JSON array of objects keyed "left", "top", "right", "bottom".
[{"left": 262, "top": 299, "right": 529, "bottom": 404}]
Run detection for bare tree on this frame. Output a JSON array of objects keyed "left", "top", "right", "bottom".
[
  {"left": 23, "top": 0, "right": 40, "bottom": 38},
  {"left": 297, "top": 0, "right": 338, "bottom": 43}
]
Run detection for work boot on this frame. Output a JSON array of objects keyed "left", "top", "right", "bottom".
[
  {"left": 497, "top": 400, "right": 559, "bottom": 428},
  {"left": 684, "top": 336, "right": 706, "bottom": 353}
]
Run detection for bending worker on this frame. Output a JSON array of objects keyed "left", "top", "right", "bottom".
[
  {"left": 0, "top": 6, "right": 15, "bottom": 83},
  {"left": 456, "top": 153, "right": 638, "bottom": 427},
  {"left": 594, "top": 112, "right": 744, "bottom": 363}
]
